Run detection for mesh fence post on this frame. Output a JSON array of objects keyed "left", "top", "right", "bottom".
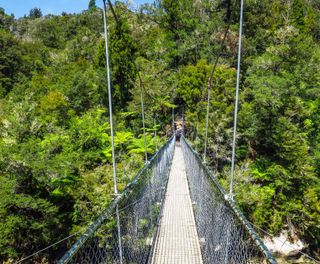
[{"left": 102, "top": 1, "right": 123, "bottom": 262}]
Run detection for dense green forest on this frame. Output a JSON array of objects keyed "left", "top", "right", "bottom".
[{"left": 0, "top": 0, "right": 319, "bottom": 262}]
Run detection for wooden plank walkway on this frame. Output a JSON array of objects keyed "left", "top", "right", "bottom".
[{"left": 151, "top": 144, "right": 203, "bottom": 264}]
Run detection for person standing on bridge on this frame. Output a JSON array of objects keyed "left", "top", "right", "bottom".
[{"left": 175, "top": 125, "right": 183, "bottom": 142}]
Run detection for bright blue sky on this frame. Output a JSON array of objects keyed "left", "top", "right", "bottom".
[{"left": 0, "top": 0, "right": 153, "bottom": 18}]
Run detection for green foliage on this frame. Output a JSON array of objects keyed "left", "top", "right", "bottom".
[
  {"left": 0, "top": 8, "right": 14, "bottom": 30},
  {"left": 127, "top": 134, "right": 158, "bottom": 155},
  {"left": 88, "top": 0, "right": 97, "bottom": 11},
  {"left": 0, "top": 0, "right": 320, "bottom": 261},
  {"left": 29, "top": 7, "right": 42, "bottom": 19},
  {"left": 0, "top": 176, "right": 59, "bottom": 259},
  {"left": 176, "top": 60, "right": 210, "bottom": 112},
  {"left": 38, "top": 90, "right": 69, "bottom": 124},
  {"left": 155, "top": 0, "right": 198, "bottom": 66},
  {"left": 232, "top": 14, "right": 320, "bottom": 253},
  {"left": 97, "top": 8, "right": 137, "bottom": 110},
  {"left": 35, "top": 17, "right": 64, "bottom": 48},
  {"left": 0, "top": 29, "right": 22, "bottom": 96}
]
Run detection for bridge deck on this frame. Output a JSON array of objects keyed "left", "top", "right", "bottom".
[{"left": 151, "top": 144, "right": 203, "bottom": 264}]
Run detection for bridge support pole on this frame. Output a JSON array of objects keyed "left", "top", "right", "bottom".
[
  {"left": 102, "top": 1, "right": 123, "bottom": 263},
  {"left": 230, "top": 0, "right": 244, "bottom": 200},
  {"left": 172, "top": 107, "right": 175, "bottom": 135}
]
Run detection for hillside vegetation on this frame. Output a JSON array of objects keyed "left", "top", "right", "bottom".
[{"left": 0, "top": 0, "right": 319, "bottom": 262}]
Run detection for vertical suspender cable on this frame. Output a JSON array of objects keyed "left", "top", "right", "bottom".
[
  {"left": 102, "top": 1, "right": 123, "bottom": 263},
  {"left": 154, "top": 116, "right": 158, "bottom": 151},
  {"left": 102, "top": 0, "right": 116, "bottom": 197},
  {"left": 230, "top": 0, "right": 244, "bottom": 200},
  {"left": 203, "top": 86, "right": 211, "bottom": 162},
  {"left": 105, "top": 0, "right": 148, "bottom": 163},
  {"left": 172, "top": 107, "right": 175, "bottom": 136},
  {"left": 182, "top": 105, "right": 185, "bottom": 136},
  {"left": 138, "top": 74, "right": 148, "bottom": 163},
  {"left": 138, "top": 74, "right": 153, "bottom": 228}
]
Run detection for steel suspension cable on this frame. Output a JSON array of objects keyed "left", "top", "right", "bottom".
[
  {"left": 105, "top": 0, "right": 152, "bottom": 237},
  {"left": 15, "top": 232, "right": 80, "bottom": 264},
  {"left": 230, "top": 0, "right": 244, "bottom": 199},
  {"left": 138, "top": 72, "right": 148, "bottom": 163},
  {"left": 104, "top": 0, "right": 162, "bottom": 154},
  {"left": 102, "top": 1, "right": 123, "bottom": 263},
  {"left": 172, "top": 106, "right": 175, "bottom": 135},
  {"left": 154, "top": 116, "right": 158, "bottom": 150},
  {"left": 138, "top": 71, "right": 154, "bottom": 229},
  {"left": 103, "top": 1, "right": 149, "bottom": 163}
]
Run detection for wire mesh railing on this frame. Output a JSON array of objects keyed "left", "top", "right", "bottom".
[
  {"left": 181, "top": 136, "right": 277, "bottom": 264},
  {"left": 58, "top": 137, "right": 175, "bottom": 264}
]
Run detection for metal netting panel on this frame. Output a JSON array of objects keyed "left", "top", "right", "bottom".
[
  {"left": 181, "top": 137, "right": 276, "bottom": 264},
  {"left": 58, "top": 137, "right": 175, "bottom": 264}
]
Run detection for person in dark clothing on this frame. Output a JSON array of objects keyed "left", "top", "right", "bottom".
[{"left": 175, "top": 127, "right": 182, "bottom": 142}]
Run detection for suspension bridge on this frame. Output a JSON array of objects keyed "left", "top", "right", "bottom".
[
  {"left": 55, "top": 0, "right": 279, "bottom": 258},
  {"left": 16, "top": 0, "right": 282, "bottom": 263},
  {"left": 55, "top": 137, "right": 276, "bottom": 264}
]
